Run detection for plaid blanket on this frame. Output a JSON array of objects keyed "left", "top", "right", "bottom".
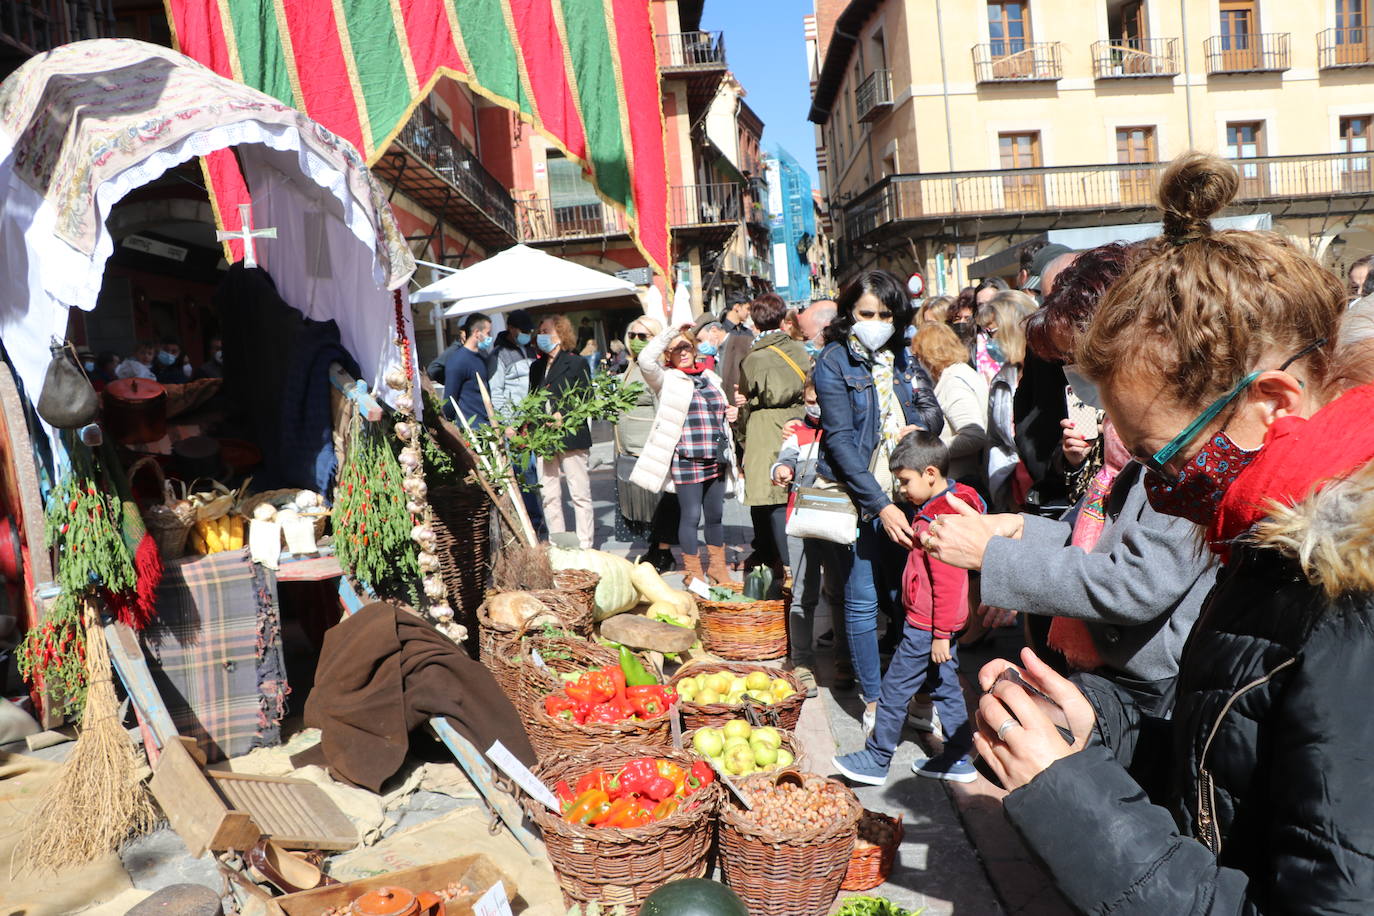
[{"left": 140, "top": 549, "right": 289, "bottom": 762}]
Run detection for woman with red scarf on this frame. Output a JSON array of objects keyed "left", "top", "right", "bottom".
[{"left": 936, "top": 152, "right": 1374, "bottom": 913}]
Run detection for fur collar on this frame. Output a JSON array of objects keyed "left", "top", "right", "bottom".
[{"left": 1252, "top": 460, "right": 1374, "bottom": 598}]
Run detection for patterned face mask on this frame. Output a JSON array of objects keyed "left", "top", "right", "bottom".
[{"left": 1143, "top": 431, "right": 1260, "bottom": 526}]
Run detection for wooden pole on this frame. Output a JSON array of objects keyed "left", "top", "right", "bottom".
[{"left": 474, "top": 374, "right": 539, "bottom": 546}]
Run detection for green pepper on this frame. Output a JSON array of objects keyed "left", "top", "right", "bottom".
[{"left": 619, "top": 645, "right": 657, "bottom": 686}]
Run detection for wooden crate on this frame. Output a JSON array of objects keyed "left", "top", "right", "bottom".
[{"left": 269, "top": 854, "right": 512, "bottom": 916}]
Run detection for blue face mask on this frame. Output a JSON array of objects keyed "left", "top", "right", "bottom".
[
  {"left": 477, "top": 336, "right": 493, "bottom": 352},
  {"left": 697, "top": 342, "right": 718, "bottom": 357},
  {"left": 156, "top": 350, "right": 176, "bottom": 366},
  {"left": 536, "top": 333, "right": 556, "bottom": 353},
  {"left": 804, "top": 340, "right": 823, "bottom": 358},
  {"left": 516, "top": 331, "right": 532, "bottom": 346},
  {"left": 83, "top": 360, "right": 96, "bottom": 372}
]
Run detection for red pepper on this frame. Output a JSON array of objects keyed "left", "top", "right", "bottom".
[
  {"left": 627, "top": 692, "right": 665, "bottom": 719},
  {"left": 575, "top": 768, "right": 609, "bottom": 796},
  {"left": 600, "top": 665, "right": 627, "bottom": 703},
  {"left": 625, "top": 685, "right": 666, "bottom": 701},
  {"left": 555, "top": 780, "right": 575, "bottom": 810},
  {"left": 572, "top": 700, "right": 596, "bottom": 724},
  {"left": 567, "top": 670, "right": 616, "bottom": 704},
  {"left": 687, "top": 760, "right": 715, "bottom": 794},
  {"left": 618, "top": 804, "right": 653, "bottom": 829},
  {"left": 564, "top": 789, "right": 609, "bottom": 824},
  {"left": 652, "top": 797, "right": 681, "bottom": 820},
  {"left": 543, "top": 693, "right": 578, "bottom": 720},
  {"left": 584, "top": 702, "right": 626, "bottom": 725},
  {"left": 596, "top": 796, "right": 641, "bottom": 827},
  {"left": 615, "top": 758, "right": 677, "bottom": 801},
  {"left": 655, "top": 760, "right": 688, "bottom": 796}
]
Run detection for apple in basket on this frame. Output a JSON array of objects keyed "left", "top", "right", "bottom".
[{"left": 692, "top": 727, "right": 725, "bottom": 758}]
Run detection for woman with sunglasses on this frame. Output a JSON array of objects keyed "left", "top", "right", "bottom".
[
  {"left": 938, "top": 153, "right": 1374, "bottom": 913},
  {"left": 629, "top": 323, "right": 741, "bottom": 587},
  {"left": 614, "top": 317, "right": 678, "bottom": 570}
]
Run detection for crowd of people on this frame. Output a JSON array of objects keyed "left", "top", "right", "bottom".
[
  {"left": 437, "top": 150, "right": 1374, "bottom": 911},
  {"left": 77, "top": 337, "right": 224, "bottom": 391}
]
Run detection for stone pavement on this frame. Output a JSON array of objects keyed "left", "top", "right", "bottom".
[{"left": 580, "top": 424, "right": 1072, "bottom": 915}]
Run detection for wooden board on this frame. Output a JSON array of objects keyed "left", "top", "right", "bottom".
[
  {"left": 150, "top": 737, "right": 260, "bottom": 858},
  {"left": 209, "top": 771, "right": 357, "bottom": 851},
  {"left": 269, "top": 853, "right": 512, "bottom": 916}
]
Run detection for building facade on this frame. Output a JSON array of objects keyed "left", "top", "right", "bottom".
[
  {"left": 808, "top": 0, "right": 1374, "bottom": 291},
  {"left": 766, "top": 146, "right": 821, "bottom": 306}
]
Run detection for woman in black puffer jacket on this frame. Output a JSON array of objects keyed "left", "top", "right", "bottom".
[{"left": 952, "top": 152, "right": 1374, "bottom": 913}]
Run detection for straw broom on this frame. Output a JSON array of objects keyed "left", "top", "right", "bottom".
[{"left": 18, "top": 599, "right": 156, "bottom": 873}]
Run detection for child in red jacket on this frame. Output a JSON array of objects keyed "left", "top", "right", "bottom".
[{"left": 834, "top": 430, "right": 986, "bottom": 785}]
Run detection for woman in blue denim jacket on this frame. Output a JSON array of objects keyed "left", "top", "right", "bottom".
[{"left": 814, "top": 270, "right": 944, "bottom": 724}]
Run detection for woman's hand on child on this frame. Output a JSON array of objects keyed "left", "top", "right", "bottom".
[
  {"left": 878, "top": 503, "right": 914, "bottom": 549},
  {"left": 922, "top": 498, "right": 1023, "bottom": 571},
  {"left": 971, "top": 649, "right": 1097, "bottom": 790},
  {"left": 773, "top": 466, "right": 794, "bottom": 486}
]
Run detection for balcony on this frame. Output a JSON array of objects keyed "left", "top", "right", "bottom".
[
  {"left": 1204, "top": 32, "right": 1290, "bottom": 73},
  {"left": 657, "top": 31, "right": 726, "bottom": 70},
  {"left": 1319, "top": 27, "right": 1374, "bottom": 68},
  {"left": 517, "top": 183, "right": 742, "bottom": 247},
  {"left": 2, "top": 0, "right": 112, "bottom": 75},
  {"left": 1091, "top": 38, "right": 1179, "bottom": 78},
  {"left": 973, "top": 42, "right": 1062, "bottom": 83},
  {"left": 841, "top": 152, "right": 1374, "bottom": 243},
  {"left": 372, "top": 103, "right": 517, "bottom": 248},
  {"left": 856, "top": 69, "right": 894, "bottom": 122}
]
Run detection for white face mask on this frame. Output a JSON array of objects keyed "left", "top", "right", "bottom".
[
  {"left": 804, "top": 403, "right": 822, "bottom": 420},
  {"left": 852, "top": 319, "right": 894, "bottom": 352},
  {"left": 1063, "top": 365, "right": 1103, "bottom": 409}
]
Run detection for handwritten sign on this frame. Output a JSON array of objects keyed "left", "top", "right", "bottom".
[
  {"left": 473, "top": 881, "right": 514, "bottom": 916},
  {"left": 686, "top": 577, "right": 710, "bottom": 599},
  {"left": 487, "top": 741, "right": 559, "bottom": 811}
]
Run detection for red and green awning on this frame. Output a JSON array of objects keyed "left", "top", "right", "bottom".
[{"left": 164, "top": 0, "right": 669, "bottom": 277}]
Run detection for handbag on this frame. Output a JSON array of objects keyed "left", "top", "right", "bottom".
[
  {"left": 36, "top": 339, "right": 99, "bottom": 429},
  {"left": 786, "top": 478, "right": 859, "bottom": 544}
]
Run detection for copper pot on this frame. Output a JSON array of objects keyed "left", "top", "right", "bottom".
[
  {"left": 102, "top": 377, "right": 166, "bottom": 444},
  {"left": 349, "top": 886, "right": 445, "bottom": 916}
]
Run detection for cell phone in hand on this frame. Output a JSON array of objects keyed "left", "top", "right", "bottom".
[
  {"left": 992, "top": 666, "right": 1076, "bottom": 746},
  {"left": 1065, "top": 386, "right": 1102, "bottom": 441}
]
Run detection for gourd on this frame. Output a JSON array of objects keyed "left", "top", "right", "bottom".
[
  {"left": 548, "top": 546, "right": 638, "bottom": 619},
  {"left": 486, "top": 591, "right": 556, "bottom": 628},
  {"left": 640, "top": 879, "right": 748, "bottom": 916},
  {"left": 631, "top": 563, "right": 698, "bottom": 623}
]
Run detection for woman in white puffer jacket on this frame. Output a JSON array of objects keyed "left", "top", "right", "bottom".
[{"left": 630, "top": 324, "right": 741, "bottom": 587}]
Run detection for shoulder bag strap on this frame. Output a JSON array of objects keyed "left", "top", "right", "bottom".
[{"left": 765, "top": 345, "right": 807, "bottom": 383}]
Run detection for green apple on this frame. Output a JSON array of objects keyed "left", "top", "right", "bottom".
[
  {"left": 692, "top": 727, "right": 724, "bottom": 757},
  {"left": 723, "top": 735, "right": 751, "bottom": 751},
  {"left": 775, "top": 748, "right": 795, "bottom": 768},
  {"left": 729, "top": 676, "right": 748, "bottom": 694},
  {"left": 771, "top": 686, "right": 796, "bottom": 702},
  {"left": 724, "top": 744, "right": 755, "bottom": 775},
  {"left": 751, "top": 742, "right": 779, "bottom": 768},
  {"left": 675, "top": 679, "right": 697, "bottom": 700},
  {"left": 725, "top": 691, "right": 745, "bottom": 705},
  {"left": 706, "top": 673, "right": 732, "bottom": 695},
  {"left": 745, "top": 690, "right": 773, "bottom": 704},
  {"left": 745, "top": 671, "right": 772, "bottom": 691},
  {"left": 750, "top": 727, "right": 782, "bottom": 749},
  {"left": 770, "top": 677, "right": 792, "bottom": 694},
  {"left": 696, "top": 689, "right": 721, "bottom": 705},
  {"left": 722, "top": 719, "right": 753, "bottom": 741}
]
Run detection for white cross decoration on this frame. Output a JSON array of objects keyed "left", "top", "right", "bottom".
[{"left": 216, "top": 203, "right": 277, "bottom": 269}]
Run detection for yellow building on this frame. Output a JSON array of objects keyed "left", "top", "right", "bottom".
[{"left": 807, "top": 0, "right": 1374, "bottom": 291}]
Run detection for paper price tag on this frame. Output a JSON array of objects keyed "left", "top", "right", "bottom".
[
  {"left": 686, "top": 577, "right": 710, "bottom": 599},
  {"left": 669, "top": 701, "right": 682, "bottom": 750},
  {"left": 529, "top": 647, "right": 548, "bottom": 669},
  {"left": 708, "top": 757, "right": 752, "bottom": 810},
  {"left": 473, "top": 881, "right": 513, "bottom": 916},
  {"left": 487, "top": 741, "right": 559, "bottom": 811}
]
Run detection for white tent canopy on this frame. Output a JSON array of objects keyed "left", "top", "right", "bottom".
[{"left": 412, "top": 244, "right": 636, "bottom": 317}]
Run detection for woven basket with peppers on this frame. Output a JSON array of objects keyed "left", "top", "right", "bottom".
[
  {"left": 520, "top": 744, "right": 724, "bottom": 915},
  {"left": 525, "top": 647, "right": 673, "bottom": 760}
]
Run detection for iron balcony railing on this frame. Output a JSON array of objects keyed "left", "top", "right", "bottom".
[
  {"left": 671, "top": 183, "right": 742, "bottom": 226},
  {"left": 397, "top": 103, "right": 516, "bottom": 238},
  {"left": 855, "top": 69, "right": 894, "bottom": 122},
  {"left": 972, "top": 42, "right": 1062, "bottom": 82},
  {"left": 657, "top": 31, "right": 726, "bottom": 70},
  {"left": 1090, "top": 37, "right": 1180, "bottom": 78},
  {"left": 1319, "top": 26, "right": 1374, "bottom": 68},
  {"left": 841, "top": 151, "right": 1374, "bottom": 240},
  {"left": 517, "top": 183, "right": 743, "bottom": 243},
  {"left": 1204, "top": 32, "right": 1290, "bottom": 73}
]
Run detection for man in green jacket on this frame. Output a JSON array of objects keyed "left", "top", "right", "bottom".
[{"left": 737, "top": 292, "right": 810, "bottom": 575}]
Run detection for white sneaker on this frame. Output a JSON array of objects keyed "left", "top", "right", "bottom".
[
  {"left": 907, "top": 703, "right": 944, "bottom": 739},
  {"left": 861, "top": 703, "right": 877, "bottom": 735}
]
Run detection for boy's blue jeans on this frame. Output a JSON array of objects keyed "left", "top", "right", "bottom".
[{"left": 866, "top": 622, "right": 973, "bottom": 768}]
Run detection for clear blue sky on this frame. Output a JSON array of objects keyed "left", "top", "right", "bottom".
[{"left": 700, "top": 0, "right": 820, "bottom": 186}]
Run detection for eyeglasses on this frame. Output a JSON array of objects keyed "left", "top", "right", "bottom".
[
  {"left": 628, "top": 332, "right": 650, "bottom": 341},
  {"left": 1141, "top": 338, "right": 1326, "bottom": 477},
  {"left": 666, "top": 343, "right": 694, "bottom": 354}
]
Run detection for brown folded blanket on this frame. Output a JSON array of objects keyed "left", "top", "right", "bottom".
[{"left": 305, "top": 601, "right": 537, "bottom": 792}]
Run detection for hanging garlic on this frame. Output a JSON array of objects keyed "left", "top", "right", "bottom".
[
  {"left": 393, "top": 421, "right": 413, "bottom": 440},
  {"left": 385, "top": 368, "right": 409, "bottom": 391},
  {"left": 438, "top": 621, "right": 468, "bottom": 643},
  {"left": 397, "top": 447, "right": 421, "bottom": 470},
  {"left": 429, "top": 602, "right": 454, "bottom": 620},
  {"left": 402, "top": 476, "right": 428, "bottom": 498},
  {"left": 417, "top": 551, "right": 441, "bottom": 572},
  {"left": 411, "top": 524, "right": 436, "bottom": 548},
  {"left": 395, "top": 394, "right": 414, "bottom": 412},
  {"left": 423, "top": 575, "right": 446, "bottom": 599}
]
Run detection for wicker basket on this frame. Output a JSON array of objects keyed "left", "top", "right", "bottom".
[
  {"left": 524, "top": 676, "right": 674, "bottom": 761},
  {"left": 841, "top": 811, "right": 904, "bottom": 892},
  {"left": 698, "top": 592, "right": 790, "bottom": 661},
  {"left": 514, "top": 629, "right": 619, "bottom": 716},
  {"left": 552, "top": 567, "right": 599, "bottom": 622},
  {"left": 668, "top": 662, "right": 806, "bottom": 731},
  {"left": 681, "top": 726, "right": 806, "bottom": 772},
  {"left": 718, "top": 772, "right": 862, "bottom": 916},
  {"left": 520, "top": 744, "right": 724, "bottom": 915},
  {"left": 237, "top": 489, "right": 330, "bottom": 538},
  {"left": 478, "top": 590, "right": 589, "bottom": 668},
  {"left": 128, "top": 456, "right": 196, "bottom": 560},
  {"left": 429, "top": 483, "right": 491, "bottom": 639}
]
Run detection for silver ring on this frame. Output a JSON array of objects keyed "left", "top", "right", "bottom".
[{"left": 996, "top": 718, "right": 1019, "bottom": 741}]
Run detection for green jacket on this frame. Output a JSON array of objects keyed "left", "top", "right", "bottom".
[{"left": 738, "top": 330, "right": 810, "bottom": 506}]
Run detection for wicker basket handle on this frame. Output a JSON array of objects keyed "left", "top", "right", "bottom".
[{"left": 126, "top": 455, "right": 175, "bottom": 507}]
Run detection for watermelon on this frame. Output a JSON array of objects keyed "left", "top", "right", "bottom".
[{"left": 640, "top": 878, "right": 748, "bottom": 916}]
